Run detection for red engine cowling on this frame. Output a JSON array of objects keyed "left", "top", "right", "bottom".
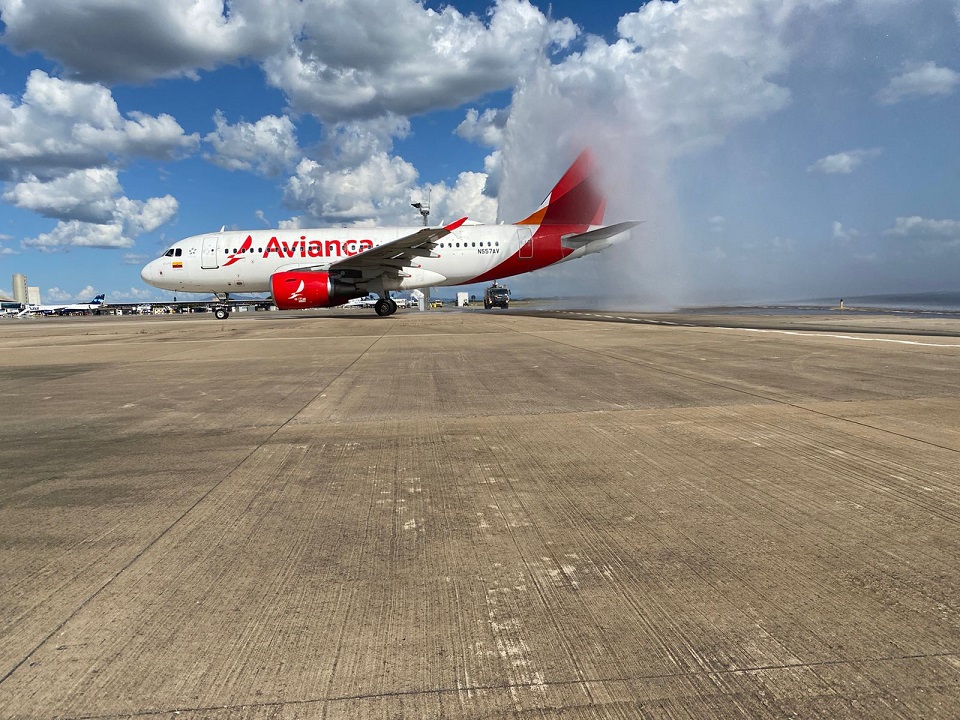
[{"left": 270, "top": 271, "right": 359, "bottom": 310}]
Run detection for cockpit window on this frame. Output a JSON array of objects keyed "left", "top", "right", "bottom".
[
  {"left": 175, "top": 248, "right": 182, "bottom": 256},
  {"left": 164, "top": 249, "right": 175, "bottom": 257}
]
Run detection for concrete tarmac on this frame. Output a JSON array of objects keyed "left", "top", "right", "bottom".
[{"left": 1, "top": 309, "right": 958, "bottom": 718}]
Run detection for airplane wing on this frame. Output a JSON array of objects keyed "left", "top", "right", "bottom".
[{"left": 328, "top": 217, "right": 467, "bottom": 281}]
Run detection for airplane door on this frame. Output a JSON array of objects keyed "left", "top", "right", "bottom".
[
  {"left": 517, "top": 227, "right": 534, "bottom": 259},
  {"left": 201, "top": 236, "right": 219, "bottom": 269}
]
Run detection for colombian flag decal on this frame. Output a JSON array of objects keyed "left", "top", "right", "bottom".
[{"left": 172, "top": 261, "right": 183, "bottom": 269}]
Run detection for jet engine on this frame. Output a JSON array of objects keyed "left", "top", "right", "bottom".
[{"left": 270, "top": 271, "right": 362, "bottom": 310}]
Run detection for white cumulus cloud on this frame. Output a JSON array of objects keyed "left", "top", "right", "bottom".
[
  {"left": 280, "top": 116, "right": 496, "bottom": 226},
  {"left": 3, "top": 168, "right": 122, "bottom": 222},
  {"left": 284, "top": 152, "right": 419, "bottom": 225},
  {"left": 884, "top": 216, "right": 960, "bottom": 242},
  {"left": 0, "top": 71, "right": 190, "bottom": 248},
  {"left": 204, "top": 111, "right": 301, "bottom": 176},
  {"left": 0, "top": 0, "right": 301, "bottom": 83},
  {"left": 877, "top": 61, "right": 960, "bottom": 105},
  {"left": 21, "top": 194, "right": 178, "bottom": 249},
  {"left": 263, "top": 0, "right": 577, "bottom": 122},
  {"left": 21, "top": 222, "right": 122, "bottom": 250},
  {"left": 808, "top": 148, "right": 882, "bottom": 174},
  {"left": 832, "top": 221, "right": 859, "bottom": 241},
  {"left": 0, "top": 70, "right": 198, "bottom": 179},
  {"left": 74, "top": 285, "right": 97, "bottom": 301},
  {"left": 108, "top": 287, "right": 156, "bottom": 301},
  {"left": 44, "top": 287, "right": 73, "bottom": 302},
  {"left": 2, "top": 0, "right": 577, "bottom": 124},
  {"left": 423, "top": 171, "right": 498, "bottom": 225},
  {"left": 456, "top": 107, "right": 509, "bottom": 148}
]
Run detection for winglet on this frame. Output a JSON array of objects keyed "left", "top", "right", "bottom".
[{"left": 444, "top": 217, "right": 468, "bottom": 232}]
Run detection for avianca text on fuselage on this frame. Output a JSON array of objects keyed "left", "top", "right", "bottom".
[
  {"left": 221, "top": 235, "right": 377, "bottom": 266},
  {"left": 140, "top": 149, "right": 641, "bottom": 317},
  {"left": 260, "top": 236, "right": 375, "bottom": 259}
]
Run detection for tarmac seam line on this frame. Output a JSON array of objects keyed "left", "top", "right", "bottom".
[{"left": 57, "top": 650, "right": 959, "bottom": 720}]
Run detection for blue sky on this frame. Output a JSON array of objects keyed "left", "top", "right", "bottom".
[{"left": 1, "top": 0, "right": 959, "bottom": 306}]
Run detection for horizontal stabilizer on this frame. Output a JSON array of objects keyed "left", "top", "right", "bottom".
[{"left": 561, "top": 221, "right": 642, "bottom": 249}]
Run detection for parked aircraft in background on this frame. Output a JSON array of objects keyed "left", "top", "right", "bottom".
[
  {"left": 18, "top": 293, "right": 106, "bottom": 316},
  {"left": 343, "top": 295, "right": 411, "bottom": 309},
  {"left": 140, "top": 150, "right": 640, "bottom": 318},
  {"left": 343, "top": 295, "right": 378, "bottom": 309}
]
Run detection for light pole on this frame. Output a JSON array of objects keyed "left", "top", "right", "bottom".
[{"left": 411, "top": 192, "right": 430, "bottom": 226}]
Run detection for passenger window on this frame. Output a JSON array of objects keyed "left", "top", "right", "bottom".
[{"left": 471, "top": 242, "right": 476, "bottom": 247}]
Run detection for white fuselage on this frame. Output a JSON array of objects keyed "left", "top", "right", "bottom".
[{"left": 140, "top": 223, "right": 601, "bottom": 295}]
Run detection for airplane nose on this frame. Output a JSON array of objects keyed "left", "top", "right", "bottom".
[{"left": 140, "top": 260, "right": 159, "bottom": 286}]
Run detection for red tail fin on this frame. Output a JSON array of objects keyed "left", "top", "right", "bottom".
[{"left": 515, "top": 149, "right": 606, "bottom": 227}]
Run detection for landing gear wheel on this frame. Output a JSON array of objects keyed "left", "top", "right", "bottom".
[
  {"left": 374, "top": 299, "right": 395, "bottom": 316},
  {"left": 214, "top": 307, "right": 230, "bottom": 320},
  {"left": 388, "top": 299, "right": 398, "bottom": 314}
]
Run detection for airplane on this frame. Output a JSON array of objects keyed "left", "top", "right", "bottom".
[
  {"left": 140, "top": 150, "right": 640, "bottom": 319},
  {"left": 18, "top": 293, "right": 106, "bottom": 316}
]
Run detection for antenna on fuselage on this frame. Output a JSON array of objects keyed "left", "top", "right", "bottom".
[{"left": 411, "top": 191, "right": 431, "bottom": 227}]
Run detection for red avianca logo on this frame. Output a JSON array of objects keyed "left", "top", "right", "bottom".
[{"left": 223, "top": 235, "right": 253, "bottom": 266}]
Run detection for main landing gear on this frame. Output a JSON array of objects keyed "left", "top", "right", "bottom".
[{"left": 374, "top": 298, "right": 398, "bottom": 316}]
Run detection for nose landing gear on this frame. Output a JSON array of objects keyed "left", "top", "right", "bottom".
[{"left": 213, "top": 293, "right": 230, "bottom": 320}]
